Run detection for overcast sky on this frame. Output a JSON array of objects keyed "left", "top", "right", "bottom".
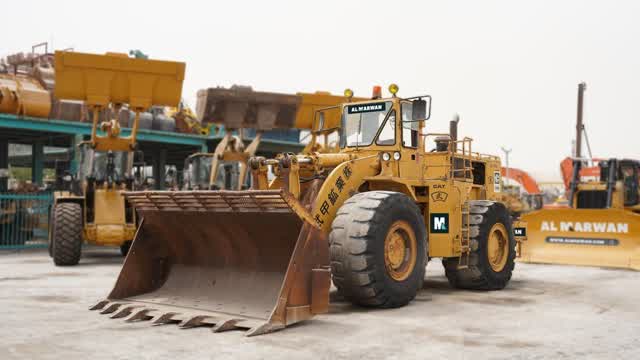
[{"left": 3, "top": 0, "right": 638, "bottom": 181}]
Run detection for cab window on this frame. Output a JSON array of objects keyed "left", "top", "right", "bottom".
[
  {"left": 621, "top": 164, "right": 639, "bottom": 205},
  {"left": 376, "top": 110, "right": 396, "bottom": 145},
  {"left": 401, "top": 102, "right": 418, "bottom": 148}
]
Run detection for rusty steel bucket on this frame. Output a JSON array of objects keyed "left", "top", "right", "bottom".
[{"left": 90, "top": 189, "right": 330, "bottom": 336}]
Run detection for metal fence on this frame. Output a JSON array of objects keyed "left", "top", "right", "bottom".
[{"left": 0, "top": 192, "right": 52, "bottom": 249}]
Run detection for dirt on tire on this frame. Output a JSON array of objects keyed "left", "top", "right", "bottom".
[
  {"left": 443, "top": 200, "right": 515, "bottom": 290},
  {"left": 329, "top": 191, "right": 427, "bottom": 308}
]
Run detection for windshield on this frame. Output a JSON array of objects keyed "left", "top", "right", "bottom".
[
  {"left": 214, "top": 161, "right": 241, "bottom": 190},
  {"left": 93, "top": 151, "right": 130, "bottom": 181},
  {"left": 78, "top": 145, "right": 93, "bottom": 180},
  {"left": 341, "top": 101, "right": 393, "bottom": 147},
  {"left": 188, "top": 155, "right": 213, "bottom": 189},
  {"left": 77, "top": 145, "right": 130, "bottom": 181}
]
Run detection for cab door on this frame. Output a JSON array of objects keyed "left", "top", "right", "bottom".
[
  {"left": 398, "top": 101, "right": 421, "bottom": 181},
  {"left": 622, "top": 162, "right": 639, "bottom": 206}
]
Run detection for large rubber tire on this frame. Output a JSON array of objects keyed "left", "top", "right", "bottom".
[
  {"left": 51, "top": 203, "right": 83, "bottom": 266},
  {"left": 443, "top": 201, "right": 515, "bottom": 290},
  {"left": 329, "top": 191, "right": 427, "bottom": 308},
  {"left": 48, "top": 205, "right": 54, "bottom": 257}
]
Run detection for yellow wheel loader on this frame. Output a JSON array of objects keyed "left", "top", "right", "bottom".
[
  {"left": 48, "top": 51, "right": 185, "bottom": 266},
  {"left": 519, "top": 158, "right": 640, "bottom": 269},
  {"left": 91, "top": 85, "right": 526, "bottom": 335},
  {"left": 183, "top": 87, "right": 360, "bottom": 190}
]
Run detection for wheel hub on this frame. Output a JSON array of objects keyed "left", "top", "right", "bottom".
[
  {"left": 384, "top": 220, "right": 418, "bottom": 281},
  {"left": 487, "top": 223, "right": 509, "bottom": 272}
]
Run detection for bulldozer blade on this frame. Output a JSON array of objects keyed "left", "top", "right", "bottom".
[
  {"left": 520, "top": 208, "right": 640, "bottom": 270},
  {"left": 92, "top": 189, "right": 330, "bottom": 336}
]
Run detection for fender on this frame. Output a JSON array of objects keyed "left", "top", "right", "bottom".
[{"left": 310, "top": 155, "right": 380, "bottom": 233}]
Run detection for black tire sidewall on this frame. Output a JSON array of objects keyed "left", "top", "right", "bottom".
[
  {"left": 48, "top": 204, "right": 54, "bottom": 257},
  {"left": 370, "top": 194, "right": 427, "bottom": 305},
  {"left": 52, "top": 203, "right": 82, "bottom": 266},
  {"left": 476, "top": 203, "right": 516, "bottom": 284}
]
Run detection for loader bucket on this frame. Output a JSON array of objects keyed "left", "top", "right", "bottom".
[
  {"left": 90, "top": 189, "right": 331, "bottom": 336},
  {"left": 195, "top": 86, "right": 360, "bottom": 130},
  {"left": 196, "top": 86, "right": 301, "bottom": 130},
  {"left": 519, "top": 208, "right": 640, "bottom": 270}
]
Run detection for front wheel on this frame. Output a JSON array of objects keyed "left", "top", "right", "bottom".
[
  {"left": 443, "top": 201, "right": 515, "bottom": 290},
  {"left": 51, "top": 203, "right": 83, "bottom": 266},
  {"left": 329, "top": 191, "right": 427, "bottom": 308}
]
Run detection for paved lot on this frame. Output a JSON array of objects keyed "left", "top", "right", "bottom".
[{"left": 0, "top": 247, "right": 638, "bottom": 359}]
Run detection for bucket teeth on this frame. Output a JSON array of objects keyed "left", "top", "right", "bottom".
[
  {"left": 111, "top": 305, "right": 143, "bottom": 319},
  {"left": 151, "top": 312, "right": 182, "bottom": 326},
  {"left": 90, "top": 304, "right": 283, "bottom": 336},
  {"left": 179, "top": 315, "right": 215, "bottom": 329},
  {"left": 125, "top": 309, "right": 156, "bottom": 323},
  {"left": 100, "top": 302, "right": 127, "bottom": 315},
  {"left": 246, "top": 322, "right": 285, "bottom": 337},
  {"left": 211, "top": 318, "right": 242, "bottom": 333},
  {"left": 89, "top": 300, "right": 110, "bottom": 311}
]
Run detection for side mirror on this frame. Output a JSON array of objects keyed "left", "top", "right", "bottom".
[{"left": 412, "top": 99, "right": 428, "bottom": 121}]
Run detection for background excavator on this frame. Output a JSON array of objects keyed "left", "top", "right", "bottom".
[
  {"left": 519, "top": 83, "right": 640, "bottom": 270},
  {"left": 48, "top": 51, "right": 184, "bottom": 265},
  {"left": 90, "top": 84, "right": 527, "bottom": 336},
  {"left": 183, "top": 87, "right": 361, "bottom": 190},
  {"left": 500, "top": 166, "right": 544, "bottom": 215}
]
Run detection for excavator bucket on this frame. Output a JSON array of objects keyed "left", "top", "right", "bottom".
[
  {"left": 519, "top": 208, "right": 640, "bottom": 270},
  {"left": 90, "top": 189, "right": 331, "bottom": 336}
]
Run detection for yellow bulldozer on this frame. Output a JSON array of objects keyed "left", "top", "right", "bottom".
[
  {"left": 183, "top": 86, "right": 360, "bottom": 190},
  {"left": 91, "top": 84, "right": 526, "bottom": 335},
  {"left": 519, "top": 82, "right": 640, "bottom": 270},
  {"left": 48, "top": 51, "right": 185, "bottom": 265},
  {"left": 519, "top": 158, "right": 640, "bottom": 269}
]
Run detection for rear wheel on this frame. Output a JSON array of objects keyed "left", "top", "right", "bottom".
[
  {"left": 51, "top": 203, "right": 83, "bottom": 266},
  {"left": 329, "top": 191, "right": 427, "bottom": 308},
  {"left": 443, "top": 201, "right": 515, "bottom": 290}
]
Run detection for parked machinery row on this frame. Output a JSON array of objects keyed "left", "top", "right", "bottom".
[{"left": 41, "top": 51, "right": 638, "bottom": 338}]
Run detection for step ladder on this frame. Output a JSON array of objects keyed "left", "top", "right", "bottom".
[{"left": 458, "top": 199, "right": 471, "bottom": 269}]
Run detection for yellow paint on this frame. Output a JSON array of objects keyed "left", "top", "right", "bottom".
[
  {"left": 520, "top": 208, "right": 640, "bottom": 270},
  {"left": 0, "top": 74, "right": 51, "bottom": 117},
  {"left": 93, "top": 189, "right": 125, "bottom": 224},
  {"left": 51, "top": 51, "right": 182, "bottom": 249},
  {"left": 249, "top": 95, "right": 524, "bottom": 259}
]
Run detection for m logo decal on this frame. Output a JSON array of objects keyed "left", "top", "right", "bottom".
[{"left": 430, "top": 213, "right": 449, "bottom": 234}]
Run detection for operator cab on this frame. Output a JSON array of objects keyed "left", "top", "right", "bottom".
[
  {"left": 184, "top": 153, "right": 243, "bottom": 190},
  {"left": 337, "top": 85, "right": 429, "bottom": 153},
  {"left": 571, "top": 158, "right": 640, "bottom": 209},
  {"left": 77, "top": 143, "right": 133, "bottom": 188}
]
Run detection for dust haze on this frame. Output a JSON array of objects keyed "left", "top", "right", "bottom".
[{"left": 3, "top": 0, "right": 638, "bottom": 180}]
